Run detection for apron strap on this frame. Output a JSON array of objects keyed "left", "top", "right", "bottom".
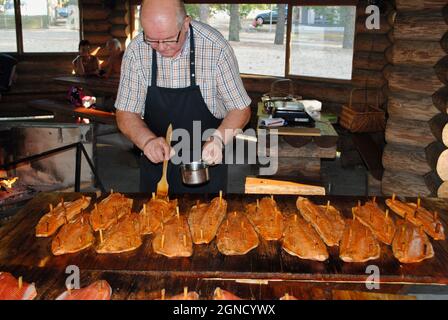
[
  {"left": 189, "top": 24, "right": 196, "bottom": 87},
  {"left": 150, "top": 24, "right": 197, "bottom": 87}
]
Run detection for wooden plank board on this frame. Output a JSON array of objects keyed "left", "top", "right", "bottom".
[
  {"left": 53, "top": 76, "right": 119, "bottom": 95},
  {"left": 0, "top": 264, "right": 425, "bottom": 300},
  {"left": 0, "top": 193, "right": 447, "bottom": 285}
]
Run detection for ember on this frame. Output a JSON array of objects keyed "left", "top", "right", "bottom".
[{"left": 0, "top": 177, "right": 19, "bottom": 189}]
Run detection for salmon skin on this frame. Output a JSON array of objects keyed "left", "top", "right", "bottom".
[
  {"left": 392, "top": 220, "right": 434, "bottom": 264},
  {"left": 245, "top": 197, "right": 284, "bottom": 241},
  {"left": 139, "top": 197, "right": 178, "bottom": 235},
  {"left": 386, "top": 198, "right": 445, "bottom": 240},
  {"left": 52, "top": 213, "right": 95, "bottom": 256},
  {"left": 282, "top": 214, "right": 329, "bottom": 262},
  {"left": 35, "top": 196, "right": 91, "bottom": 237},
  {"left": 296, "top": 197, "right": 345, "bottom": 247},
  {"left": 90, "top": 192, "right": 133, "bottom": 231},
  {"left": 353, "top": 200, "right": 396, "bottom": 245},
  {"left": 0, "top": 272, "right": 37, "bottom": 300},
  {"left": 216, "top": 211, "right": 259, "bottom": 256},
  {"left": 188, "top": 196, "right": 227, "bottom": 244},
  {"left": 55, "top": 280, "right": 112, "bottom": 300}
]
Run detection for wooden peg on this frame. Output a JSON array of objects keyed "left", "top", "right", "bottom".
[
  {"left": 183, "top": 235, "right": 187, "bottom": 247},
  {"left": 196, "top": 200, "right": 200, "bottom": 207},
  {"left": 417, "top": 197, "right": 421, "bottom": 208},
  {"left": 270, "top": 195, "right": 274, "bottom": 201},
  {"left": 216, "top": 287, "right": 222, "bottom": 299},
  {"left": 99, "top": 229, "right": 104, "bottom": 243},
  {"left": 176, "top": 207, "right": 180, "bottom": 219},
  {"left": 18, "top": 276, "right": 22, "bottom": 289},
  {"left": 285, "top": 293, "right": 290, "bottom": 300},
  {"left": 233, "top": 211, "right": 237, "bottom": 217},
  {"left": 219, "top": 190, "right": 222, "bottom": 205},
  {"left": 392, "top": 193, "right": 396, "bottom": 201},
  {"left": 161, "top": 289, "right": 165, "bottom": 300},
  {"left": 143, "top": 204, "right": 147, "bottom": 215},
  {"left": 433, "top": 211, "right": 438, "bottom": 221},
  {"left": 294, "top": 214, "right": 297, "bottom": 222},
  {"left": 226, "top": 219, "right": 229, "bottom": 227},
  {"left": 183, "top": 287, "right": 188, "bottom": 299},
  {"left": 152, "top": 192, "right": 155, "bottom": 200},
  {"left": 357, "top": 200, "right": 361, "bottom": 208},
  {"left": 49, "top": 204, "right": 53, "bottom": 212},
  {"left": 372, "top": 196, "right": 376, "bottom": 203},
  {"left": 256, "top": 199, "right": 259, "bottom": 208},
  {"left": 385, "top": 209, "right": 389, "bottom": 218},
  {"left": 161, "top": 234, "right": 165, "bottom": 249},
  {"left": 241, "top": 221, "right": 244, "bottom": 228},
  {"left": 95, "top": 203, "right": 98, "bottom": 213},
  {"left": 326, "top": 200, "right": 330, "bottom": 211},
  {"left": 160, "top": 222, "right": 164, "bottom": 232},
  {"left": 200, "top": 229, "right": 204, "bottom": 241},
  {"left": 110, "top": 189, "right": 114, "bottom": 194}
]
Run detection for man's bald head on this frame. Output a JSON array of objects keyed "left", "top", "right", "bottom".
[{"left": 141, "top": 0, "right": 186, "bottom": 29}]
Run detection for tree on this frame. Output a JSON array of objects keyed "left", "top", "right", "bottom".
[
  {"left": 199, "top": 4, "right": 210, "bottom": 24},
  {"left": 228, "top": 4, "right": 240, "bottom": 42},
  {"left": 341, "top": 7, "right": 355, "bottom": 48},
  {"left": 274, "top": 4, "right": 287, "bottom": 45}
]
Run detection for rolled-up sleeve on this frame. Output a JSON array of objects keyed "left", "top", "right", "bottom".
[
  {"left": 114, "top": 48, "right": 146, "bottom": 115},
  {"left": 216, "top": 46, "right": 251, "bottom": 114}
]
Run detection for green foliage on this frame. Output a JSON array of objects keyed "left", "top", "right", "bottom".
[{"left": 186, "top": 3, "right": 273, "bottom": 20}]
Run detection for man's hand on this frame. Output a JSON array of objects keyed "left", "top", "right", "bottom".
[
  {"left": 143, "top": 137, "right": 173, "bottom": 164},
  {"left": 202, "top": 136, "right": 224, "bottom": 165}
]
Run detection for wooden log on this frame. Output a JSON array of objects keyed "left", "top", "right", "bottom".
[
  {"left": 385, "top": 118, "right": 435, "bottom": 148},
  {"left": 385, "top": 40, "right": 446, "bottom": 67},
  {"left": 81, "top": 5, "right": 111, "bottom": 20},
  {"left": 367, "top": 172, "right": 382, "bottom": 196},
  {"left": 425, "top": 141, "right": 448, "bottom": 180},
  {"left": 424, "top": 171, "right": 444, "bottom": 197},
  {"left": 84, "top": 33, "right": 113, "bottom": 46},
  {"left": 109, "top": 12, "right": 129, "bottom": 25},
  {"left": 258, "top": 157, "right": 321, "bottom": 179},
  {"left": 434, "top": 56, "right": 448, "bottom": 85},
  {"left": 438, "top": 181, "right": 448, "bottom": 198},
  {"left": 382, "top": 144, "right": 431, "bottom": 176},
  {"left": 83, "top": 20, "right": 111, "bottom": 33},
  {"left": 357, "top": 0, "right": 394, "bottom": 17},
  {"left": 354, "top": 34, "right": 391, "bottom": 53},
  {"left": 111, "top": 25, "right": 130, "bottom": 38},
  {"left": 395, "top": 0, "right": 448, "bottom": 11},
  {"left": 384, "top": 65, "right": 444, "bottom": 95},
  {"left": 392, "top": 10, "right": 447, "bottom": 42},
  {"left": 356, "top": 15, "right": 391, "bottom": 34},
  {"left": 442, "top": 33, "right": 448, "bottom": 54},
  {"left": 353, "top": 51, "right": 387, "bottom": 71},
  {"left": 432, "top": 87, "right": 448, "bottom": 114},
  {"left": 387, "top": 92, "right": 440, "bottom": 122},
  {"left": 382, "top": 170, "right": 431, "bottom": 197},
  {"left": 429, "top": 113, "right": 448, "bottom": 145},
  {"left": 351, "top": 69, "right": 386, "bottom": 88}
]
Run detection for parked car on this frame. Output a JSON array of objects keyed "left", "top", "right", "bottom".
[
  {"left": 56, "top": 7, "right": 69, "bottom": 18},
  {"left": 253, "top": 8, "right": 288, "bottom": 27}
]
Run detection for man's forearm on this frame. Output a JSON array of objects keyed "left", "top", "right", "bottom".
[
  {"left": 215, "top": 107, "right": 251, "bottom": 144},
  {"left": 116, "top": 110, "right": 157, "bottom": 150}
]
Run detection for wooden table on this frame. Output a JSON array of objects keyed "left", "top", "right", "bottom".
[
  {"left": 53, "top": 76, "right": 119, "bottom": 96},
  {"left": 1, "top": 193, "right": 447, "bottom": 292}
]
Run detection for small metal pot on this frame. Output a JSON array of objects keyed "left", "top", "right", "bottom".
[{"left": 180, "top": 161, "right": 210, "bottom": 185}]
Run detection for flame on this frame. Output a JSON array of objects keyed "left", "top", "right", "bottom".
[
  {"left": 71, "top": 69, "right": 76, "bottom": 75},
  {"left": 1, "top": 177, "right": 18, "bottom": 189},
  {"left": 91, "top": 46, "right": 101, "bottom": 56}
]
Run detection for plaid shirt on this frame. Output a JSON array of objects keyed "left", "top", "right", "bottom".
[{"left": 115, "top": 20, "right": 251, "bottom": 119}]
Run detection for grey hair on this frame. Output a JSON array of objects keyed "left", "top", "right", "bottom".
[
  {"left": 140, "top": 0, "right": 187, "bottom": 28},
  {"left": 107, "top": 38, "right": 122, "bottom": 50}
]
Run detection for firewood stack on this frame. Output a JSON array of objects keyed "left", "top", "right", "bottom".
[{"left": 382, "top": 0, "right": 448, "bottom": 197}]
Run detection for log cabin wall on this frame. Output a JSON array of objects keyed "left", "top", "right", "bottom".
[{"left": 381, "top": 0, "right": 448, "bottom": 197}]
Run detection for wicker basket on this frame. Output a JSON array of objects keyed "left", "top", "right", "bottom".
[
  {"left": 263, "top": 79, "right": 301, "bottom": 100},
  {"left": 339, "top": 88, "right": 385, "bottom": 133}
]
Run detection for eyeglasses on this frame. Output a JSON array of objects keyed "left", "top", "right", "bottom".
[{"left": 143, "top": 29, "right": 182, "bottom": 45}]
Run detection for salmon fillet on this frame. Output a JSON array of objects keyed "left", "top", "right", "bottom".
[
  {"left": 216, "top": 211, "right": 259, "bottom": 256},
  {"left": 139, "top": 196, "right": 178, "bottom": 235},
  {"left": 0, "top": 272, "right": 37, "bottom": 300},
  {"left": 213, "top": 287, "right": 242, "bottom": 300},
  {"left": 55, "top": 280, "right": 112, "bottom": 300},
  {"left": 386, "top": 198, "right": 445, "bottom": 240},
  {"left": 90, "top": 192, "right": 133, "bottom": 232},
  {"left": 152, "top": 212, "right": 193, "bottom": 258},
  {"left": 340, "top": 219, "right": 381, "bottom": 263},
  {"left": 52, "top": 213, "right": 95, "bottom": 256},
  {"left": 165, "top": 287, "right": 199, "bottom": 300},
  {"left": 35, "top": 196, "right": 91, "bottom": 237},
  {"left": 353, "top": 200, "right": 396, "bottom": 245},
  {"left": 392, "top": 220, "right": 434, "bottom": 263},
  {"left": 279, "top": 293, "right": 299, "bottom": 300},
  {"left": 188, "top": 197, "right": 227, "bottom": 244},
  {"left": 245, "top": 197, "right": 284, "bottom": 241},
  {"left": 96, "top": 212, "right": 142, "bottom": 254},
  {"left": 282, "top": 214, "right": 329, "bottom": 261},
  {"left": 296, "top": 197, "right": 345, "bottom": 246}
]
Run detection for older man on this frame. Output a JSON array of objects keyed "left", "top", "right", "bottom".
[{"left": 115, "top": 0, "right": 251, "bottom": 193}]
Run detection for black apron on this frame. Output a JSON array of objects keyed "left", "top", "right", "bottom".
[{"left": 140, "top": 24, "right": 227, "bottom": 194}]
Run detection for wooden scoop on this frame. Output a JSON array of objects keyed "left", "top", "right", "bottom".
[{"left": 156, "top": 124, "right": 173, "bottom": 199}]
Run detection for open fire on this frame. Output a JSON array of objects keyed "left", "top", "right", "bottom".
[{"left": 0, "top": 177, "right": 19, "bottom": 190}]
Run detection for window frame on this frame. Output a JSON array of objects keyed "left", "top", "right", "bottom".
[
  {"left": 4, "top": 0, "right": 83, "bottom": 56},
  {"left": 127, "top": 0, "right": 359, "bottom": 82}
]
